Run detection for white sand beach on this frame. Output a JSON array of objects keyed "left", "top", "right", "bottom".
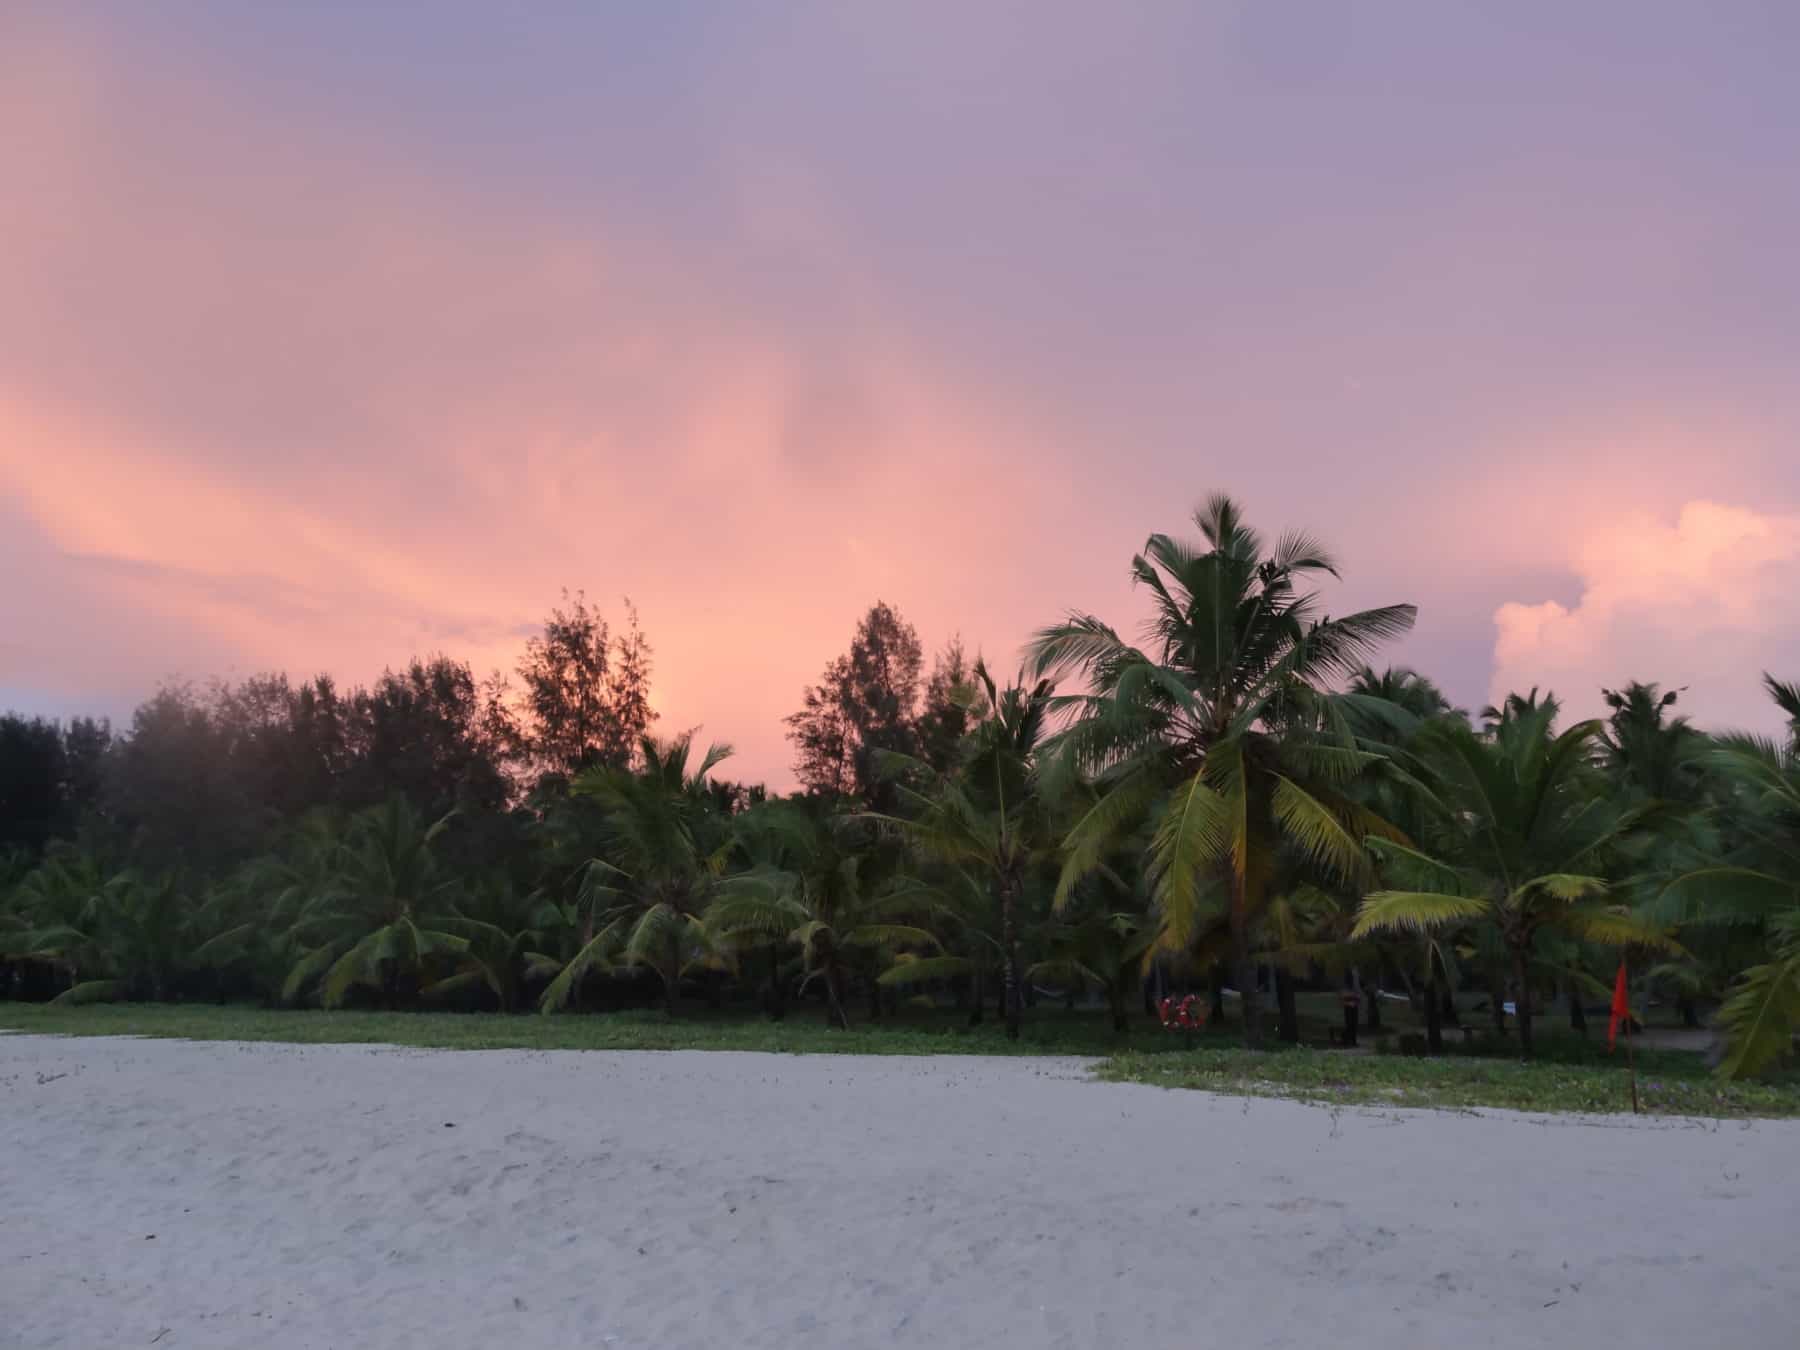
[{"left": 3, "top": 1034, "right": 1795, "bottom": 1350}]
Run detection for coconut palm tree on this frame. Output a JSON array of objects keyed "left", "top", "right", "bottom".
[
  {"left": 1591, "top": 681, "right": 1719, "bottom": 1026},
  {"left": 875, "top": 863, "right": 1014, "bottom": 1024},
  {"left": 871, "top": 660, "right": 1061, "bottom": 1039},
  {"left": 708, "top": 803, "right": 937, "bottom": 1028},
  {"left": 6, "top": 852, "right": 198, "bottom": 1004},
  {"left": 1029, "top": 493, "right": 1416, "bottom": 1046},
  {"left": 192, "top": 814, "right": 345, "bottom": 1004},
  {"left": 1325, "top": 674, "right": 1480, "bottom": 1045},
  {"left": 1766, "top": 673, "right": 1800, "bottom": 754},
  {"left": 538, "top": 733, "right": 735, "bottom": 1014},
  {"left": 1029, "top": 907, "right": 1156, "bottom": 1033},
  {"left": 282, "top": 797, "right": 469, "bottom": 1008},
  {"left": 1348, "top": 665, "right": 1463, "bottom": 723},
  {"left": 1351, "top": 694, "right": 1671, "bottom": 1056},
  {"left": 423, "top": 878, "right": 559, "bottom": 1012},
  {"left": 3, "top": 846, "right": 114, "bottom": 998},
  {"left": 1600, "top": 682, "right": 1706, "bottom": 806},
  {"left": 1658, "top": 680, "right": 1800, "bottom": 1077}
]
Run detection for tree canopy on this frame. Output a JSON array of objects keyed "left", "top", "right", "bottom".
[{"left": 6, "top": 500, "right": 1800, "bottom": 1082}]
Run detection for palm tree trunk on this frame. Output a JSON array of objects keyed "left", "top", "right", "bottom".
[
  {"left": 1568, "top": 977, "right": 1587, "bottom": 1034},
  {"left": 1423, "top": 956, "right": 1444, "bottom": 1055},
  {"left": 1489, "top": 970, "right": 1508, "bottom": 1036},
  {"left": 1274, "top": 967, "right": 1299, "bottom": 1043},
  {"left": 664, "top": 932, "right": 681, "bottom": 1015},
  {"left": 824, "top": 964, "right": 850, "bottom": 1030},
  {"left": 1230, "top": 871, "right": 1263, "bottom": 1048},
  {"left": 766, "top": 941, "right": 786, "bottom": 1022},
  {"left": 1512, "top": 945, "right": 1535, "bottom": 1057},
  {"left": 999, "top": 876, "right": 1022, "bottom": 1042},
  {"left": 1361, "top": 968, "right": 1382, "bottom": 1032},
  {"left": 968, "top": 966, "right": 984, "bottom": 1026}
]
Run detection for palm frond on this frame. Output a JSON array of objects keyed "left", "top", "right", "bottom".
[
  {"left": 1351, "top": 891, "right": 1490, "bottom": 938},
  {"left": 1052, "top": 769, "right": 1160, "bottom": 910},
  {"left": 1517, "top": 873, "right": 1609, "bottom": 905},
  {"left": 843, "top": 923, "right": 941, "bottom": 950},
  {"left": 537, "top": 914, "right": 630, "bottom": 1013},
  {"left": 1657, "top": 868, "right": 1798, "bottom": 926},
  {"left": 49, "top": 979, "right": 125, "bottom": 1006},
  {"left": 1715, "top": 943, "right": 1800, "bottom": 1080},
  {"left": 1148, "top": 768, "right": 1233, "bottom": 948},
  {"left": 1269, "top": 775, "right": 1370, "bottom": 882},
  {"left": 878, "top": 955, "right": 976, "bottom": 986},
  {"left": 1554, "top": 906, "right": 1684, "bottom": 953}
]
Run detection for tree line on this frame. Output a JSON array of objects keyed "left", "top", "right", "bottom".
[{"left": 4, "top": 496, "right": 1799, "bottom": 1078}]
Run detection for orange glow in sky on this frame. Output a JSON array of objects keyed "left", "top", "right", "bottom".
[{"left": 5, "top": 7, "right": 1800, "bottom": 783}]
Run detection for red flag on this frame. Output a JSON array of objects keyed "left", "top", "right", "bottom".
[{"left": 1607, "top": 960, "right": 1630, "bottom": 1051}]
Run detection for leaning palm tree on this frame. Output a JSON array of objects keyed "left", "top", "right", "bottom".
[
  {"left": 1029, "top": 493, "right": 1416, "bottom": 1045},
  {"left": 871, "top": 661, "right": 1061, "bottom": 1039},
  {"left": 538, "top": 733, "right": 735, "bottom": 1014},
  {"left": 1352, "top": 694, "right": 1672, "bottom": 1056}
]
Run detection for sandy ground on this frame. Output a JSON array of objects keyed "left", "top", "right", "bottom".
[{"left": 3, "top": 1035, "right": 1795, "bottom": 1350}]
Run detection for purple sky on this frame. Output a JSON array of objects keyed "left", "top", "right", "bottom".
[{"left": 4, "top": 2, "right": 1799, "bottom": 784}]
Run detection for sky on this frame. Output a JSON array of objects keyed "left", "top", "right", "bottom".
[{"left": 4, "top": 2, "right": 1799, "bottom": 786}]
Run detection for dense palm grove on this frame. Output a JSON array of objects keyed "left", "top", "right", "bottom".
[{"left": 5, "top": 497, "right": 1800, "bottom": 1079}]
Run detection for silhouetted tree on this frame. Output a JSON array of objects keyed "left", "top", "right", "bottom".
[
  {"left": 785, "top": 655, "right": 857, "bottom": 797},
  {"left": 342, "top": 657, "right": 515, "bottom": 819},
  {"left": 516, "top": 592, "right": 655, "bottom": 776},
  {"left": 786, "top": 601, "right": 924, "bottom": 807},
  {"left": 61, "top": 717, "right": 113, "bottom": 826},
  {"left": 915, "top": 637, "right": 977, "bottom": 774},
  {"left": 0, "top": 714, "right": 69, "bottom": 856},
  {"left": 1601, "top": 681, "right": 1703, "bottom": 804},
  {"left": 107, "top": 685, "right": 261, "bottom": 872}
]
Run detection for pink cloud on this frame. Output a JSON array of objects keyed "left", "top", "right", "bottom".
[
  {"left": 7, "top": 8, "right": 1799, "bottom": 781},
  {"left": 0, "top": 19, "right": 1083, "bottom": 784},
  {"left": 1491, "top": 501, "right": 1800, "bottom": 732}
]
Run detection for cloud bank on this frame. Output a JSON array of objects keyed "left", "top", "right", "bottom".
[
  {"left": 1491, "top": 502, "right": 1800, "bottom": 732},
  {"left": 5, "top": 6, "right": 1800, "bottom": 778}
]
